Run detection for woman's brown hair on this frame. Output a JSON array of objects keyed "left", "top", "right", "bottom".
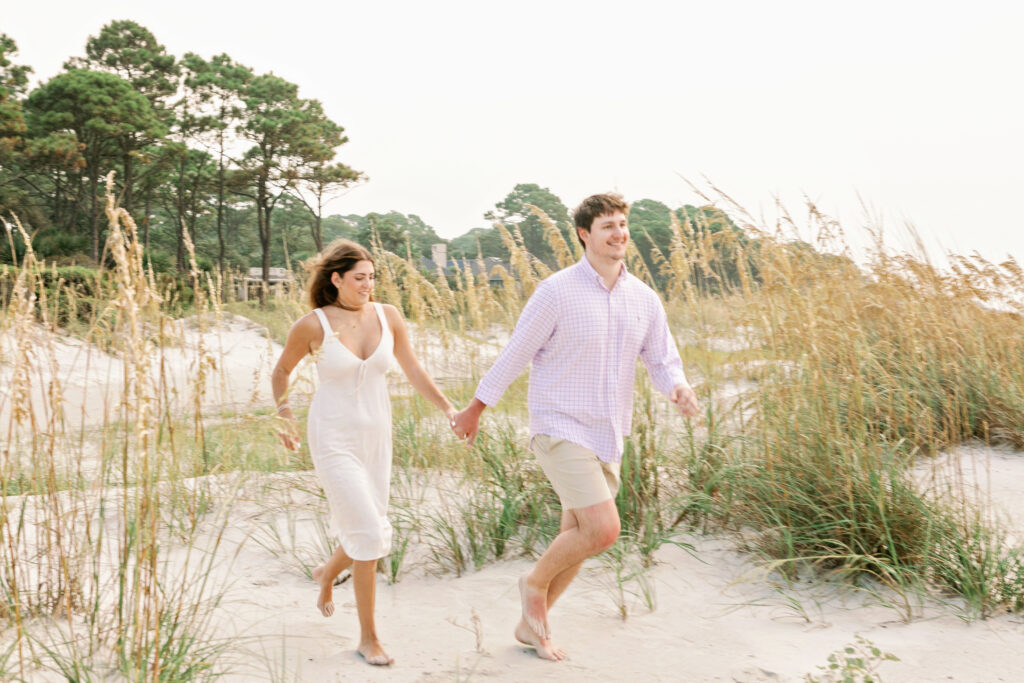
[{"left": 306, "top": 239, "right": 375, "bottom": 309}]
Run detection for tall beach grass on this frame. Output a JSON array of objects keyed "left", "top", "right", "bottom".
[{"left": 2, "top": 185, "right": 1023, "bottom": 678}]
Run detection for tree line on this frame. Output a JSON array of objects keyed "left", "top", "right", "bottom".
[
  {"left": 0, "top": 21, "right": 757, "bottom": 298},
  {"left": 1, "top": 21, "right": 359, "bottom": 297}
]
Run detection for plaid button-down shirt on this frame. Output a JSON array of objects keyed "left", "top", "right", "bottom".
[{"left": 475, "top": 257, "right": 688, "bottom": 463}]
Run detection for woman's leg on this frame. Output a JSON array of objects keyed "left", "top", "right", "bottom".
[
  {"left": 312, "top": 544, "right": 353, "bottom": 617},
  {"left": 352, "top": 559, "right": 393, "bottom": 665}
]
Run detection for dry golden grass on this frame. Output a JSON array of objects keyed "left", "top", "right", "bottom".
[{"left": 2, "top": 187, "right": 1023, "bottom": 678}]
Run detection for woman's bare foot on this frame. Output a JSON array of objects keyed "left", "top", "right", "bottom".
[
  {"left": 519, "top": 573, "right": 550, "bottom": 639},
  {"left": 357, "top": 639, "right": 394, "bottom": 666},
  {"left": 514, "top": 618, "right": 565, "bottom": 661},
  {"left": 312, "top": 565, "right": 334, "bottom": 617}
]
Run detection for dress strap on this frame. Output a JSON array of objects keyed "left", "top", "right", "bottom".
[
  {"left": 312, "top": 308, "right": 334, "bottom": 343},
  {"left": 373, "top": 302, "right": 390, "bottom": 337}
]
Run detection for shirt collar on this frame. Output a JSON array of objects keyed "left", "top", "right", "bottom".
[{"left": 577, "top": 255, "right": 628, "bottom": 290}]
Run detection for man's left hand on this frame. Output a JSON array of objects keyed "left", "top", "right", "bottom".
[{"left": 669, "top": 384, "right": 699, "bottom": 417}]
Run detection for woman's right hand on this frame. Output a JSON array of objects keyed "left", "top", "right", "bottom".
[{"left": 276, "top": 416, "right": 301, "bottom": 451}]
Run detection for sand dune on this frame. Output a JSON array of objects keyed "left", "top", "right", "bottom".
[
  {"left": 3, "top": 314, "right": 1023, "bottom": 681},
  {"left": 210, "top": 463, "right": 1024, "bottom": 682}
]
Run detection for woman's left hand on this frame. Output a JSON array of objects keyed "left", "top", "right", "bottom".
[{"left": 445, "top": 406, "right": 461, "bottom": 438}]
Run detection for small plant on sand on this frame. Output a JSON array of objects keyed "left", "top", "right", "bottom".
[
  {"left": 804, "top": 635, "right": 899, "bottom": 683},
  {"left": 596, "top": 535, "right": 658, "bottom": 619},
  {"left": 424, "top": 496, "right": 471, "bottom": 576},
  {"left": 247, "top": 477, "right": 337, "bottom": 579},
  {"left": 383, "top": 497, "right": 418, "bottom": 583}
]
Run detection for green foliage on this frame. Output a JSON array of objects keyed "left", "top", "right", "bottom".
[
  {"left": 597, "top": 536, "right": 660, "bottom": 619},
  {"left": 346, "top": 211, "right": 444, "bottom": 259},
  {"left": 63, "top": 20, "right": 179, "bottom": 225},
  {"left": 293, "top": 160, "right": 363, "bottom": 250},
  {"left": 485, "top": 183, "right": 574, "bottom": 265},
  {"left": 181, "top": 51, "right": 252, "bottom": 115},
  {"left": 26, "top": 69, "right": 162, "bottom": 149},
  {"left": 805, "top": 635, "right": 899, "bottom": 683},
  {"left": 232, "top": 73, "right": 354, "bottom": 301},
  {"left": 470, "top": 426, "right": 562, "bottom": 559},
  {"left": 0, "top": 263, "right": 107, "bottom": 328},
  {"left": 628, "top": 198, "right": 673, "bottom": 282},
  {"left": 178, "top": 51, "right": 254, "bottom": 278},
  {"left": 66, "top": 20, "right": 179, "bottom": 105},
  {"left": 928, "top": 508, "right": 1024, "bottom": 618},
  {"left": 0, "top": 21, "right": 360, "bottom": 292},
  {"left": 448, "top": 225, "right": 508, "bottom": 260},
  {"left": 0, "top": 35, "right": 56, "bottom": 229},
  {"left": 675, "top": 204, "right": 760, "bottom": 294},
  {"left": 26, "top": 67, "right": 165, "bottom": 258},
  {"left": 3, "top": 19, "right": 757, "bottom": 303},
  {"left": 321, "top": 214, "right": 359, "bottom": 243},
  {"left": 28, "top": 227, "right": 91, "bottom": 261},
  {"left": 0, "top": 33, "right": 30, "bottom": 160}
]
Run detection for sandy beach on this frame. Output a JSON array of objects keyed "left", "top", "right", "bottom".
[
  {"left": 190, "top": 442, "right": 1023, "bottom": 683},
  {"left": 4, "top": 316, "right": 1023, "bottom": 682}
]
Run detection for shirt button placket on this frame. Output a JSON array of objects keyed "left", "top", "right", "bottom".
[{"left": 609, "top": 286, "right": 620, "bottom": 447}]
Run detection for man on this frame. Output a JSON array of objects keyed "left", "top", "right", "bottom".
[{"left": 451, "top": 192, "right": 699, "bottom": 661}]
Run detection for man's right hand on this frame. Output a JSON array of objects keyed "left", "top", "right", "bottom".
[
  {"left": 670, "top": 384, "right": 700, "bottom": 418},
  {"left": 451, "top": 398, "right": 486, "bottom": 446}
]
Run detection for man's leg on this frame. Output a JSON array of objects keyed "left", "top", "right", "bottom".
[
  {"left": 513, "top": 509, "right": 585, "bottom": 662},
  {"left": 520, "top": 499, "right": 621, "bottom": 640},
  {"left": 543, "top": 508, "right": 584, "bottom": 608}
]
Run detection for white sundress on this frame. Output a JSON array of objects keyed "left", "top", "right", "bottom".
[{"left": 307, "top": 303, "right": 394, "bottom": 561}]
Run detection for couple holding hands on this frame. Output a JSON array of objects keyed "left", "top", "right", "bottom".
[{"left": 272, "top": 193, "right": 699, "bottom": 666}]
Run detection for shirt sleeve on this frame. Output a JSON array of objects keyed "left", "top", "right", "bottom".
[
  {"left": 474, "top": 280, "right": 559, "bottom": 407},
  {"left": 640, "top": 298, "right": 689, "bottom": 396}
]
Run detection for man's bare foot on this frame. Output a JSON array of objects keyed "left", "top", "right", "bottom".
[
  {"left": 357, "top": 640, "right": 394, "bottom": 666},
  {"left": 519, "top": 573, "right": 550, "bottom": 638},
  {"left": 312, "top": 565, "right": 334, "bottom": 617},
  {"left": 514, "top": 619, "right": 565, "bottom": 661}
]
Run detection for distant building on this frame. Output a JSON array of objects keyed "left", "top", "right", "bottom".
[
  {"left": 431, "top": 243, "right": 447, "bottom": 268},
  {"left": 421, "top": 244, "right": 510, "bottom": 288},
  {"left": 238, "top": 266, "right": 295, "bottom": 301}
]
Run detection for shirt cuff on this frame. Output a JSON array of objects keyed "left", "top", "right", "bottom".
[
  {"left": 474, "top": 383, "right": 501, "bottom": 408},
  {"left": 654, "top": 369, "right": 689, "bottom": 396}
]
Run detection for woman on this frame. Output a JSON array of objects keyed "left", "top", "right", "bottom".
[{"left": 272, "top": 239, "right": 457, "bottom": 666}]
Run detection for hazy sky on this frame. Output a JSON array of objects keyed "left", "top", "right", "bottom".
[{"left": 6, "top": 1, "right": 1024, "bottom": 263}]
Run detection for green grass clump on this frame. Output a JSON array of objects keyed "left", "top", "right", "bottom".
[{"left": 676, "top": 202, "right": 1024, "bottom": 617}]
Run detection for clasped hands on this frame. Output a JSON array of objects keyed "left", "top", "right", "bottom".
[
  {"left": 448, "top": 402, "right": 481, "bottom": 446},
  {"left": 447, "top": 387, "right": 698, "bottom": 447}
]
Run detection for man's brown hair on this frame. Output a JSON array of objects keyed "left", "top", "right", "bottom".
[{"left": 572, "top": 193, "right": 630, "bottom": 247}]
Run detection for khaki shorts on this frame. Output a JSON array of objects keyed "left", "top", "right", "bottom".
[{"left": 530, "top": 434, "right": 621, "bottom": 510}]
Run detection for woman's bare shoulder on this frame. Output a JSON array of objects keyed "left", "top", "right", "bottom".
[
  {"left": 289, "top": 310, "right": 322, "bottom": 339},
  {"left": 380, "top": 303, "right": 403, "bottom": 322}
]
